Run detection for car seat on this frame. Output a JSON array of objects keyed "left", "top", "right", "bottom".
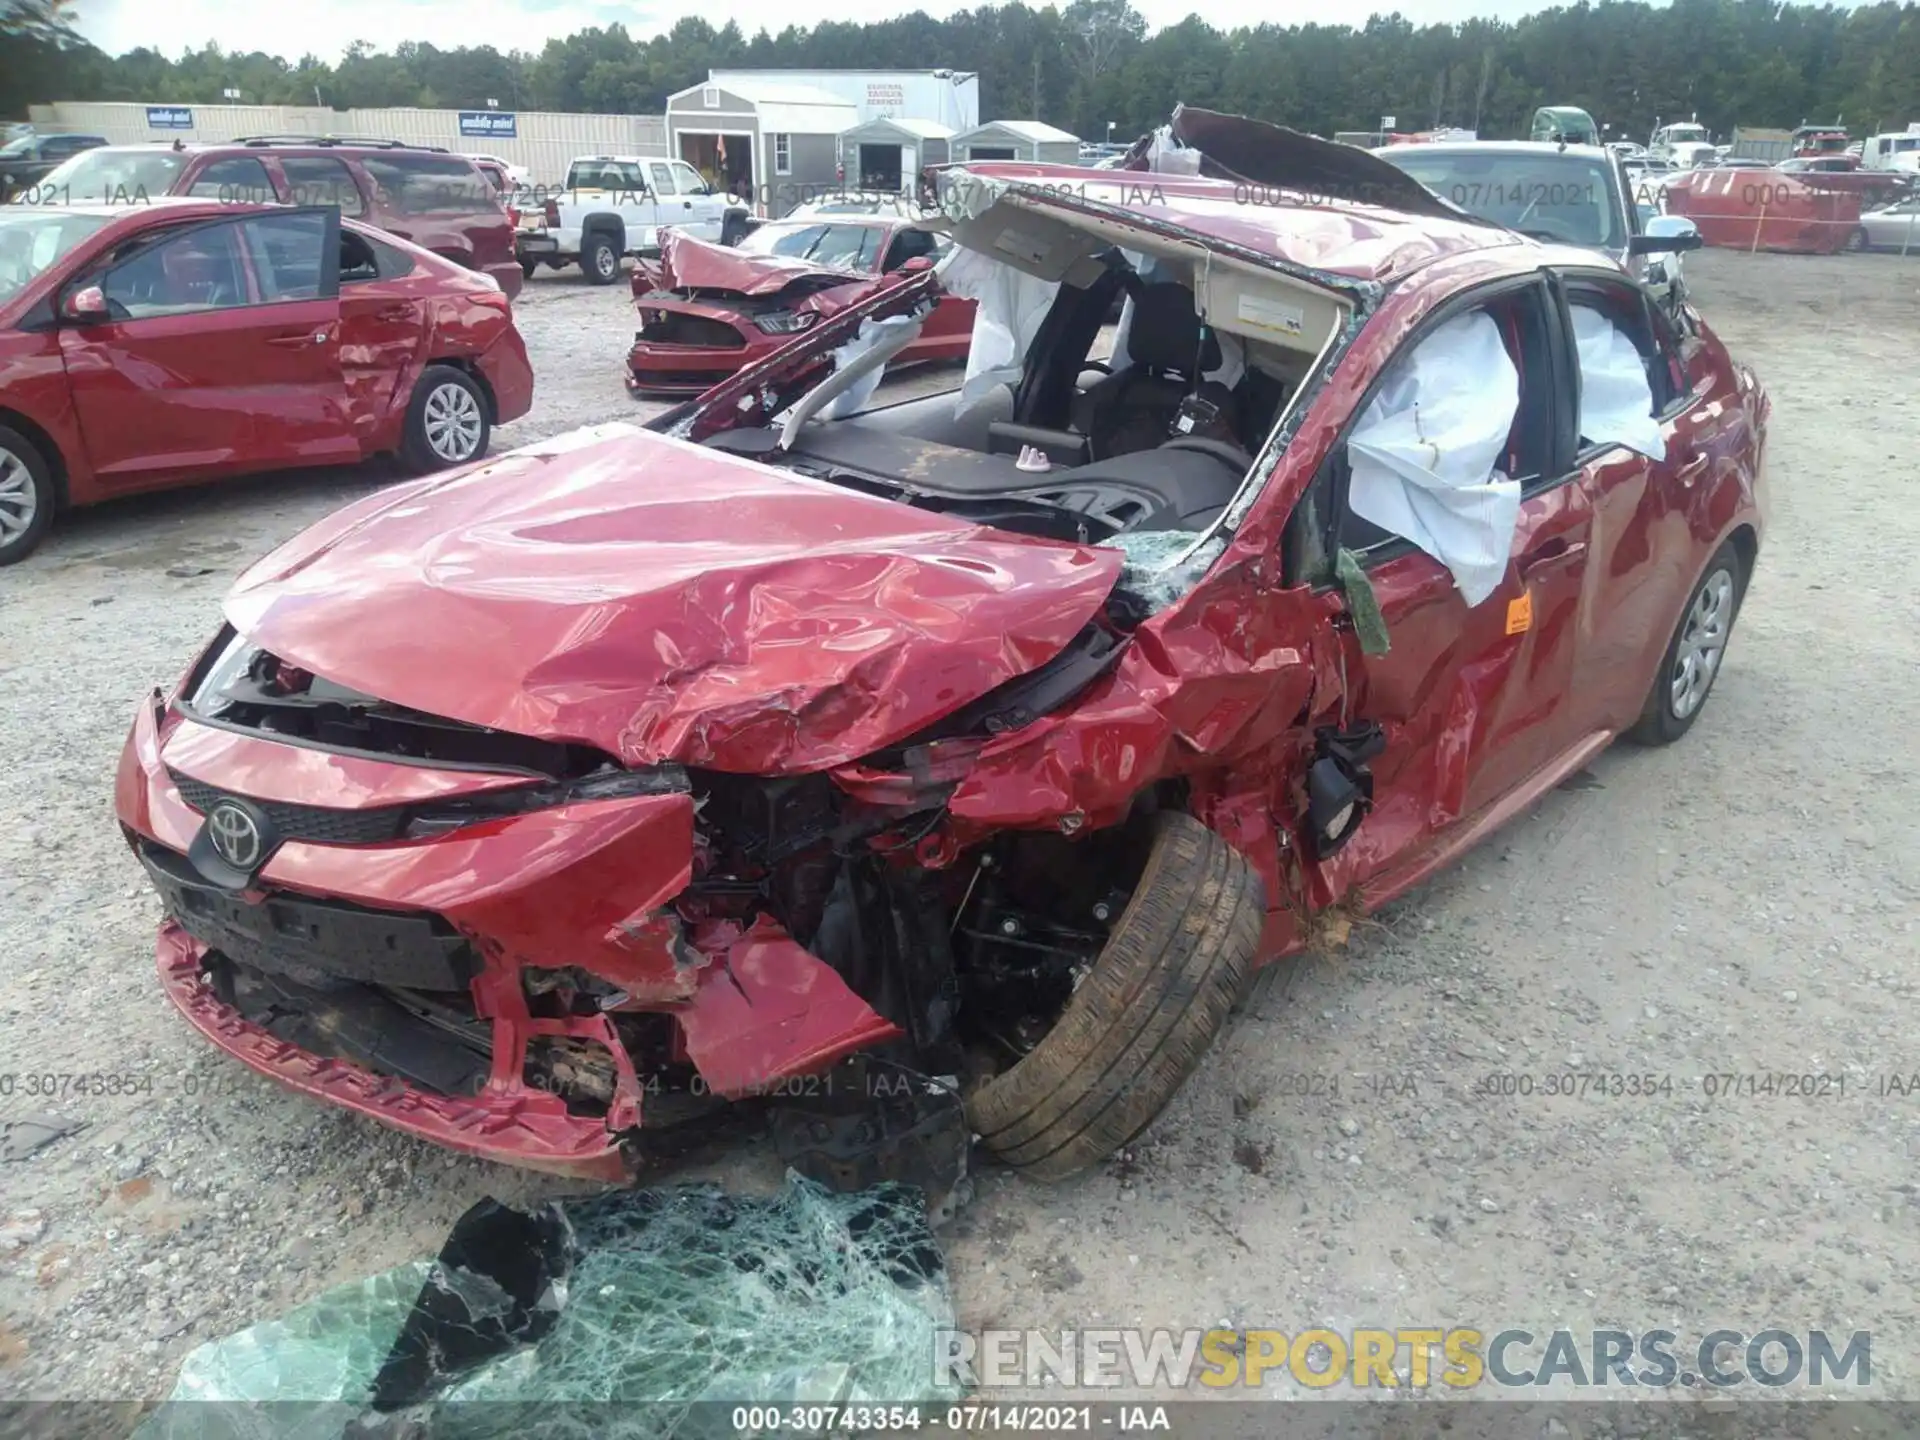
[{"left": 1071, "top": 281, "right": 1238, "bottom": 460}]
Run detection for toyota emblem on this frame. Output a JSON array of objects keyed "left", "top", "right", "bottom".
[{"left": 206, "top": 801, "right": 264, "bottom": 871}]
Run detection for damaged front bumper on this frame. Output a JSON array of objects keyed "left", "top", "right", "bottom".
[{"left": 118, "top": 699, "right": 901, "bottom": 1178}]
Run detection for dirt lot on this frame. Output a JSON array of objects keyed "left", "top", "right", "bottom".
[{"left": 0, "top": 250, "right": 1915, "bottom": 1407}]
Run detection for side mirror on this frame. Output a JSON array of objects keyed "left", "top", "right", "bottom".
[
  {"left": 62, "top": 284, "right": 108, "bottom": 324},
  {"left": 897, "top": 255, "right": 937, "bottom": 273},
  {"left": 1629, "top": 230, "right": 1702, "bottom": 256}
]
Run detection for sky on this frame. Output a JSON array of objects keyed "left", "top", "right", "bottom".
[{"left": 72, "top": 0, "right": 1563, "bottom": 65}]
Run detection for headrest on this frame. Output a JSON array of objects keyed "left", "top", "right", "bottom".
[{"left": 1128, "top": 280, "right": 1222, "bottom": 375}]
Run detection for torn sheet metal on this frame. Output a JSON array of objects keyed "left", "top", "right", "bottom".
[
  {"left": 222, "top": 425, "right": 1123, "bottom": 773},
  {"left": 936, "top": 242, "right": 1059, "bottom": 416},
  {"left": 1346, "top": 309, "right": 1521, "bottom": 607},
  {"left": 646, "top": 228, "right": 863, "bottom": 296},
  {"left": 1570, "top": 303, "right": 1666, "bottom": 460},
  {"left": 141, "top": 1173, "right": 960, "bottom": 1438}
]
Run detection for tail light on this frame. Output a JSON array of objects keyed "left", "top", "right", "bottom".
[
  {"left": 506, "top": 204, "right": 521, "bottom": 228},
  {"left": 544, "top": 199, "right": 561, "bottom": 227}
]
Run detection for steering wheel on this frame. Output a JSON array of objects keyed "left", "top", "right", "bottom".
[{"left": 1159, "top": 435, "right": 1254, "bottom": 470}]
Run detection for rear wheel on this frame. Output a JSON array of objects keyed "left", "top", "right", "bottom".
[
  {"left": 0, "top": 425, "right": 56, "bottom": 566},
  {"left": 1626, "top": 540, "right": 1745, "bottom": 745},
  {"left": 400, "top": 366, "right": 490, "bottom": 473},
  {"left": 582, "top": 233, "right": 620, "bottom": 284},
  {"left": 1846, "top": 226, "right": 1871, "bottom": 252},
  {"left": 966, "top": 811, "right": 1263, "bottom": 1181},
  {"left": 520, "top": 257, "right": 538, "bottom": 280}
]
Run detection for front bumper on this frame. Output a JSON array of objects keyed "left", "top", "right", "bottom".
[
  {"left": 117, "top": 700, "right": 900, "bottom": 1176},
  {"left": 625, "top": 340, "right": 766, "bottom": 395}
]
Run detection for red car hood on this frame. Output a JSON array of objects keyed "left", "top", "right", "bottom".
[
  {"left": 638, "top": 229, "right": 869, "bottom": 298},
  {"left": 222, "top": 425, "right": 1123, "bottom": 773}
]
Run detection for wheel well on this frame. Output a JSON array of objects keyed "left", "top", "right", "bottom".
[
  {"left": 1726, "top": 522, "right": 1758, "bottom": 581},
  {"left": 581, "top": 215, "right": 626, "bottom": 251},
  {"left": 0, "top": 407, "right": 69, "bottom": 509},
  {"left": 425, "top": 359, "right": 497, "bottom": 423}
]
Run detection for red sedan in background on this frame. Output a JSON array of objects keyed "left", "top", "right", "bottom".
[
  {"left": 0, "top": 199, "right": 534, "bottom": 564},
  {"left": 625, "top": 215, "right": 975, "bottom": 395}
]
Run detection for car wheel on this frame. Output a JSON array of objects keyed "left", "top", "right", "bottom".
[
  {"left": 583, "top": 234, "right": 620, "bottom": 284},
  {"left": 1626, "top": 540, "right": 1745, "bottom": 746},
  {"left": 520, "top": 258, "right": 538, "bottom": 280},
  {"left": 0, "top": 425, "right": 56, "bottom": 566},
  {"left": 400, "top": 366, "right": 491, "bottom": 473},
  {"left": 1846, "top": 226, "right": 1870, "bottom": 252},
  {"left": 966, "top": 811, "right": 1263, "bottom": 1181}
]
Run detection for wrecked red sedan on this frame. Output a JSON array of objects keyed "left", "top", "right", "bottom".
[
  {"left": 625, "top": 217, "right": 974, "bottom": 395},
  {"left": 116, "top": 119, "right": 1766, "bottom": 1188}
]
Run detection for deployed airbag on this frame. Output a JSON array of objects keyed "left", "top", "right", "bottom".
[
  {"left": 1347, "top": 310, "right": 1520, "bottom": 607},
  {"left": 1570, "top": 303, "right": 1667, "bottom": 460},
  {"left": 938, "top": 244, "right": 1059, "bottom": 417}
]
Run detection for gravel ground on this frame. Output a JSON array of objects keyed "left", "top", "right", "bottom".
[{"left": 0, "top": 251, "right": 1915, "bottom": 1409}]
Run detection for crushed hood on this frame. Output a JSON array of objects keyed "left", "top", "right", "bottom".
[
  {"left": 643, "top": 229, "right": 868, "bottom": 298},
  {"left": 223, "top": 424, "right": 1123, "bottom": 774}
]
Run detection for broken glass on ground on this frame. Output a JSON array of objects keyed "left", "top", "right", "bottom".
[{"left": 139, "top": 1171, "right": 960, "bottom": 1440}]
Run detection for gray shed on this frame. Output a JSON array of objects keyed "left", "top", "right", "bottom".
[
  {"left": 950, "top": 120, "right": 1081, "bottom": 164},
  {"left": 839, "top": 117, "right": 954, "bottom": 193},
  {"left": 665, "top": 78, "right": 858, "bottom": 216}
]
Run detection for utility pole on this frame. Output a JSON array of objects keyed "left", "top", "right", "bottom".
[{"left": 1032, "top": 55, "right": 1040, "bottom": 120}]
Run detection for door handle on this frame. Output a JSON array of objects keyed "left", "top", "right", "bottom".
[
  {"left": 375, "top": 306, "right": 411, "bottom": 323},
  {"left": 1518, "top": 537, "right": 1588, "bottom": 577},
  {"left": 267, "top": 329, "right": 330, "bottom": 348}
]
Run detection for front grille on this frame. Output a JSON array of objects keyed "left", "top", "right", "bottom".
[
  {"left": 142, "top": 840, "right": 476, "bottom": 992},
  {"left": 639, "top": 312, "right": 745, "bottom": 349},
  {"left": 170, "top": 769, "right": 409, "bottom": 845}
]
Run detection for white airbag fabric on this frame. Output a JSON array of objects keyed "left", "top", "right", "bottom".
[
  {"left": 938, "top": 245, "right": 1058, "bottom": 417},
  {"left": 1570, "top": 303, "right": 1667, "bottom": 460},
  {"left": 812, "top": 313, "right": 924, "bottom": 423},
  {"left": 1347, "top": 310, "right": 1520, "bottom": 607}
]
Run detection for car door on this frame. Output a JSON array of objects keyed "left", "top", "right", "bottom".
[
  {"left": 670, "top": 158, "right": 730, "bottom": 234},
  {"left": 1553, "top": 269, "right": 1735, "bottom": 731},
  {"left": 1864, "top": 195, "right": 1920, "bottom": 250},
  {"left": 58, "top": 207, "right": 353, "bottom": 489},
  {"left": 1293, "top": 275, "right": 1593, "bottom": 899},
  {"left": 333, "top": 226, "right": 430, "bottom": 447}
]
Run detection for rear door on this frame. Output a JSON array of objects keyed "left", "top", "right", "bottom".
[
  {"left": 59, "top": 208, "right": 353, "bottom": 488},
  {"left": 1554, "top": 268, "right": 1732, "bottom": 731},
  {"left": 334, "top": 226, "right": 430, "bottom": 446}
]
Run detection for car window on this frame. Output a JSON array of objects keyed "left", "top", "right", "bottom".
[
  {"left": 0, "top": 136, "right": 33, "bottom": 159},
  {"left": 236, "top": 211, "right": 330, "bottom": 302},
  {"left": 0, "top": 209, "right": 113, "bottom": 303},
  {"left": 670, "top": 161, "right": 706, "bottom": 194},
  {"left": 102, "top": 221, "right": 253, "bottom": 318},
  {"left": 1383, "top": 150, "right": 1623, "bottom": 250},
  {"left": 36, "top": 147, "right": 186, "bottom": 203},
  {"left": 186, "top": 155, "right": 276, "bottom": 204},
  {"left": 566, "top": 160, "right": 645, "bottom": 192},
  {"left": 736, "top": 221, "right": 883, "bottom": 270},
  {"left": 1331, "top": 283, "right": 1560, "bottom": 560},
  {"left": 340, "top": 229, "right": 417, "bottom": 284},
  {"left": 362, "top": 154, "right": 494, "bottom": 216},
  {"left": 648, "top": 162, "right": 677, "bottom": 195},
  {"left": 280, "top": 156, "right": 366, "bottom": 217}
]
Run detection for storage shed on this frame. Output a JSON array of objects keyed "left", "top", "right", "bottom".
[
  {"left": 950, "top": 120, "right": 1081, "bottom": 164},
  {"left": 665, "top": 78, "right": 858, "bottom": 215},
  {"left": 839, "top": 117, "right": 954, "bottom": 192}
]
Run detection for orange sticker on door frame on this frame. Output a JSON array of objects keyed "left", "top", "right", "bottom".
[{"left": 1505, "top": 591, "right": 1533, "bottom": 635}]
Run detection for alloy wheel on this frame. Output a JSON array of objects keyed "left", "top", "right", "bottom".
[
  {"left": 0, "top": 444, "right": 37, "bottom": 546},
  {"left": 1669, "top": 568, "right": 1734, "bottom": 720},
  {"left": 423, "top": 383, "right": 484, "bottom": 463}
]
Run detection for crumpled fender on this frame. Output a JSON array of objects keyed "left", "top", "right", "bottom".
[{"left": 647, "top": 228, "right": 871, "bottom": 296}]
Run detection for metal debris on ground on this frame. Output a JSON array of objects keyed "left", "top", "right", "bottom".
[
  {"left": 0, "top": 1112, "right": 84, "bottom": 1163},
  {"left": 138, "top": 1171, "right": 961, "bottom": 1439}
]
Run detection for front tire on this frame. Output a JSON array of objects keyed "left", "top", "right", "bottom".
[
  {"left": 1626, "top": 540, "right": 1745, "bottom": 745},
  {"left": 400, "top": 366, "right": 491, "bottom": 473},
  {"left": 0, "top": 425, "right": 56, "bottom": 566},
  {"left": 1846, "top": 226, "right": 1870, "bottom": 253},
  {"left": 582, "top": 234, "right": 620, "bottom": 285},
  {"left": 966, "top": 811, "right": 1263, "bottom": 1181}
]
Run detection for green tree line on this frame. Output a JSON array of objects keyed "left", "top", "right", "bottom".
[{"left": 5, "top": 0, "right": 1919, "bottom": 143}]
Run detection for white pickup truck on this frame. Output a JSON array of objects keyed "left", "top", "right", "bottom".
[{"left": 515, "top": 155, "right": 751, "bottom": 284}]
